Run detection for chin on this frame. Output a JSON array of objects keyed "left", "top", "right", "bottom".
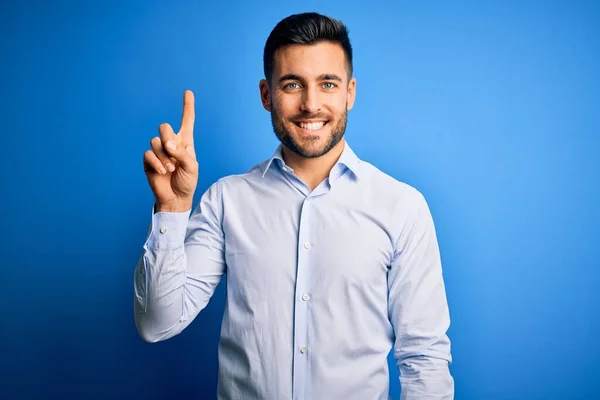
[{"left": 287, "top": 135, "right": 339, "bottom": 159}]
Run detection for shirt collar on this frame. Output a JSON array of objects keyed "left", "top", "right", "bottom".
[
  {"left": 261, "top": 141, "right": 362, "bottom": 180},
  {"left": 261, "top": 144, "right": 285, "bottom": 177}
]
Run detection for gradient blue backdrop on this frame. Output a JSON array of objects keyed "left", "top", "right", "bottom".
[{"left": 1, "top": 0, "right": 598, "bottom": 399}]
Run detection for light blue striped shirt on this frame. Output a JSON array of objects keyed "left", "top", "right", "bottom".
[{"left": 134, "top": 141, "right": 454, "bottom": 399}]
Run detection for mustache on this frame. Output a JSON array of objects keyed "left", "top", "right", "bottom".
[{"left": 289, "top": 112, "right": 331, "bottom": 123}]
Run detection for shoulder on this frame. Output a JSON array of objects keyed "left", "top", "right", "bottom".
[
  {"left": 200, "top": 157, "right": 271, "bottom": 201},
  {"left": 358, "top": 160, "right": 427, "bottom": 208},
  {"left": 217, "top": 159, "right": 269, "bottom": 187}
]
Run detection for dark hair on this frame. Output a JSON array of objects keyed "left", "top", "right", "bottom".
[{"left": 263, "top": 12, "right": 353, "bottom": 83}]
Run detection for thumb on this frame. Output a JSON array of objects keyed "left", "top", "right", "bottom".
[{"left": 164, "top": 140, "right": 197, "bottom": 172}]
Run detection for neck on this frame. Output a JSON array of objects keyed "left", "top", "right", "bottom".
[{"left": 282, "top": 139, "right": 346, "bottom": 191}]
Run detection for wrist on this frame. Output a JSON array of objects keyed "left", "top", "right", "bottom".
[{"left": 155, "top": 199, "right": 193, "bottom": 213}]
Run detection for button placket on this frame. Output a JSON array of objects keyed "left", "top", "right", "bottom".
[{"left": 292, "top": 197, "right": 313, "bottom": 399}]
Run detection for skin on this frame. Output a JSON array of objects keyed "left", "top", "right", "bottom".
[
  {"left": 259, "top": 41, "right": 356, "bottom": 190},
  {"left": 144, "top": 41, "right": 356, "bottom": 212},
  {"left": 143, "top": 90, "right": 198, "bottom": 213}
]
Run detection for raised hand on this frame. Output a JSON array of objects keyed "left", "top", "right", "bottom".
[{"left": 143, "top": 90, "right": 198, "bottom": 213}]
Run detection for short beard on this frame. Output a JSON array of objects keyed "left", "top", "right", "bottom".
[{"left": 270, "top": 102, "right": 348, "bottom": 159}]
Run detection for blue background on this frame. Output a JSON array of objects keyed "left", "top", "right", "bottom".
[{"left": 1, "top": 0, "right": 599, "bottom": 399}]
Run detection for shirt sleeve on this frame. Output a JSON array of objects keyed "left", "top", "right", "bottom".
[
  {"left": 388, "top": 190, "right": 454, "bottom": 399},
  {"left": 133, "top": 180, "right": 227, "bottom": 343}
]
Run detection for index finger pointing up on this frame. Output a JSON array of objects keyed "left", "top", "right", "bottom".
[{"left": 179, "top": 90, "right": 195, "bottom": 140}]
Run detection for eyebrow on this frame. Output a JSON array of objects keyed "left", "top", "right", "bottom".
[
  {"left": 278, "top": 73, "right": 343, "bottom": 84},
  {"left": 318, "top": 74, "right": 343, "bottom": 82}
]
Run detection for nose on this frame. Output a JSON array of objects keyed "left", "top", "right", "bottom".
[{"left": 300, "top": 86, "right": 321, "bottom": 113}]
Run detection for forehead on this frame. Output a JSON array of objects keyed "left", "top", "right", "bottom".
[{"left": 273, "top": 41, "right": 347, "bottom": 79}]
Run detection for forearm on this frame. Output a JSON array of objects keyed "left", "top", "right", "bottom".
[
  {"left": 133, "top": 210, "right": 192, "bottom": 342},
  {"left": 134, "top": 184, "right": 227, "bottom": 343},
  {"left": 134, "top": 243, "right": 190, "bottom": 343}
]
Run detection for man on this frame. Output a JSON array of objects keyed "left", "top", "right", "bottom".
[{"left": 135, "top": 12, "right": 454, "bottom": 400}]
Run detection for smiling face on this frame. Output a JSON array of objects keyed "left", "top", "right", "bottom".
[{"left": 260, "top": 41, "right": 356, "bottom": 158}]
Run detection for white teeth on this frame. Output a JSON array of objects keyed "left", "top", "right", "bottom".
[{"left": 298, "top": 122, "right": 325, "bottom": 130}]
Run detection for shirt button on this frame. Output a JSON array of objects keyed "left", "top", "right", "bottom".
[
  {"left": 159, "top": 227, "right": 167, "bottom": 234},
  {"left": 304, "top": 242, "right": 310, "bottom": 249},
  {"left": 302, "top": 294, "right": 310, "bottom": 301},
  {"left": 300, "top": 347, "right": 307, "bottom": 354}
]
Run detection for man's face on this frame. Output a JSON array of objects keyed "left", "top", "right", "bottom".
[{"left": 260, "top": 41, "right": 356, "bottom": 158}]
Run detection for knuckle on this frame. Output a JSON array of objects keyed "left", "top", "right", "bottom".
[{"left": 150, "top": 141, "right": 168, "bottom": 158}]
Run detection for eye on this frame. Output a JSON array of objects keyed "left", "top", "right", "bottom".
[
  {"left": 284, "top": 82, "right": 301, "bottom": 90},
  {"left": 322, "top": 82, "right": 337, "bottom": 89}
]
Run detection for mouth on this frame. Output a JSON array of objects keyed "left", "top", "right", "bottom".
[{"left": 292, "top": 120, "right": 329, "bottom": 133}]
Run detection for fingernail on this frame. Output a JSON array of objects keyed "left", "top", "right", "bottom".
[
  {"left": 166, "top": 141, "right": 176, "bottom": 151},
  {"left": 159, "top": 167, "right": 167, "bottom": 174},
  {"left": 166, "top": 163, "right": 175, "bottom": 172}
]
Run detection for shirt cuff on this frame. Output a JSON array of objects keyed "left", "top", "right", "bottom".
[{"left": 144, "top": 205, "right": 191, "bottom": 250}]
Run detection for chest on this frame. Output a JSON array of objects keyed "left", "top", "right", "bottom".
[{"left": 222, "top": 196, "right": 395, "bottom": 294}]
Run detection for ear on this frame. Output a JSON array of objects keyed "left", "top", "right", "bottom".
[
  {"left": 346, "top": 77, "right": 357, "bottom": 111},
  {"left": 259, "top": 79, "right": 271, "bottom": 111}
]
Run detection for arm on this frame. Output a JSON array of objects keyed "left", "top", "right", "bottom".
[
  {"left": 133, "top": 180, "right": 226, "bottom": 343},
  {"left": 388, "top": 191, "right": 454, "bottom": 399}
]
